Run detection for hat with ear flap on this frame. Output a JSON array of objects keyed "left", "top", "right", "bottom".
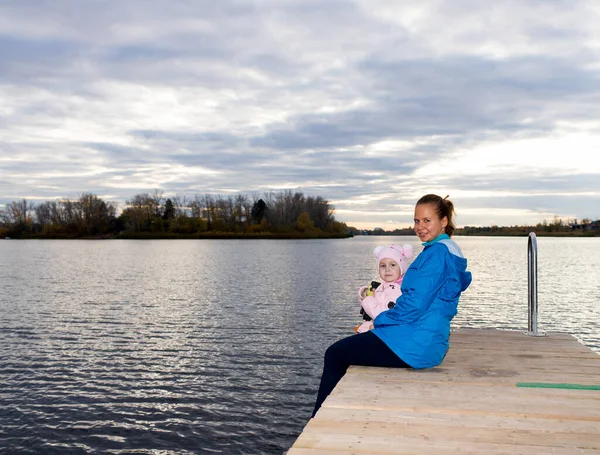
[{"left": 373, "top": 244, "right": 414, "bottom": 275}]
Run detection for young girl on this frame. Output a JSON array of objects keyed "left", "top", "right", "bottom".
[{"left": 355, "top": 244, "right": 414, "bottom": 333}]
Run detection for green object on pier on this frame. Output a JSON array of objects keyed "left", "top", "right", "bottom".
[{"left": 516, "top": 382, "right": 600, "bottom": 390}]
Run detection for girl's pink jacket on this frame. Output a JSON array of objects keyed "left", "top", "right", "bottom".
[{"left": 356, "top": 278, "right": 404, "bottom": 333}]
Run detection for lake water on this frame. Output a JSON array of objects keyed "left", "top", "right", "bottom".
[{"left": 1, "top": 236, "right": 599, "bottom": 454}]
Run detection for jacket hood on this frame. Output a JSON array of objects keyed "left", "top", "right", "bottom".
[{"left": 438, "top": 238, "right": 472, "bottom": 291}]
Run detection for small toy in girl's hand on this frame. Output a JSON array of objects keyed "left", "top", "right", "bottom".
[
  {"left": 355, "top": 244, "right": 414, "bottom": 333},
  {"left": 368, "top": 280, "right": 380, "bottom": 293},
  {"left": 361, "top": 280, "right": 381, "bottom": 299},
  {"left": 359, "top": 281, "right": 381, "bottom": 321}
]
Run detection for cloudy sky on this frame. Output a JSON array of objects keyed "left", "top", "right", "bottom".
[{"left": 1, "top": 0, "right": 600, "bottom": 229}]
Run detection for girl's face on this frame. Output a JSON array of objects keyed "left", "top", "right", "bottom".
[
  {"left": 414, "top": 203, "right": 448, "bottom": 243},
  {"left": 379, "top": 258, "right": 401, "bottom": 283}
]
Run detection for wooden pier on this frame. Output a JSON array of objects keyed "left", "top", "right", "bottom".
[{"left": 288, "top": 328, "right": 600, "bottom": 454}]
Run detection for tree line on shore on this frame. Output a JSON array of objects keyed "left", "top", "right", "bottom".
[
  {"left": 0, "top": 190, "right": 350, "bottom": 239},
  {"left": 3, "top": 192, "right": 598, "bottom": 239}
]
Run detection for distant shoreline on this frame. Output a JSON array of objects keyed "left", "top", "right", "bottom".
[{"left": 352, "top": 227, "right": 600, "bottom": 238}]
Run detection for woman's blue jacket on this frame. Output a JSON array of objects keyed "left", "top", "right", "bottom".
[{"left": 372, "top": 235, "right": 472, "bottom": 368}]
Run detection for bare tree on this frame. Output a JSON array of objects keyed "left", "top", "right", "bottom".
[
  {"left": 305, "top": 196, "right": 332, "bottom": 230},
  {"left": 5, "top": 199, "right": 35, "bottom": 230},
  {"left": 170, "top": 195, "right": 188, "bottom": 218},
  {"left": 74, "top": 193, "right": 116, "bottom": 234},
  {"left": 234, "top": 194, "right": 250, "bottom": 228},
  {"left": 123, "top": 193, "right": 160, "bottom": 231},
  {"left": 190, "top": 196, "right": 202, "bottom": 220},
  {"left": 34, "top": 201, "right": 52, "bottom": 231},
  {"left": 151, "top": 189, "right": 165, "bottom": 217}
]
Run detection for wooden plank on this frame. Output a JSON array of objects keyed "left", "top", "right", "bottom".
[
  {"left": 449, "top": 350, "right": 594, "bottom": 359},
  {"left": 321, "top": 397, "right": 600, "bottom": 421},
  {"left": 297, "top": 419, "right": 600, "bottom": 449},
  {"left": 289, "top": 431, "right": 600, "bottom": 455},
  {"left": 437, "top": 363, "right": 600, "bottom": 375},
  {"left": 312, "top": 407, "right": 600, "bottom": 433},
  {"left": 335, "top": 378, "right": 600, "bottom": 402},
  {"left": 287, "top": 329, "right": 600, "bottom": 455},
  {"left": 344, "top": 366, "right": 600, "bottom": 386}
]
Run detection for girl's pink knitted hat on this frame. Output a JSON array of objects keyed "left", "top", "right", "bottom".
[{"left": 373, "top": 244, "right": 414, "bottom": 275}]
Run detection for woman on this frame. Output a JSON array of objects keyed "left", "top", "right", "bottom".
[{"left": 312, "top": 194, "right": 472, "bottom": 417}]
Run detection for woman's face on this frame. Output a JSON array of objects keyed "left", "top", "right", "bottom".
[{"left": 414, "top": 203, "right": 448, "bottom": 243}]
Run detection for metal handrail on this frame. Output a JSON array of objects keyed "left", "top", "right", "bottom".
[{"left": 527, "top": 232, "right": 543, "bottom": 336}]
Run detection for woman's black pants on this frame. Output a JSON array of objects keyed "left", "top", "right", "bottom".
[{"left": 312, "top": 331, "right": 410, "bottom": 417}]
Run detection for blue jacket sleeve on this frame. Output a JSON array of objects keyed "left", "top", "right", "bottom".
[{"left": 374, "top": 245, "right": 446, "bottom": 326}]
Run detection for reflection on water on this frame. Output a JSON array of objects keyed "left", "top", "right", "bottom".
[{"left": 1, "top": 237, "right": 598, "bottom": 454}]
